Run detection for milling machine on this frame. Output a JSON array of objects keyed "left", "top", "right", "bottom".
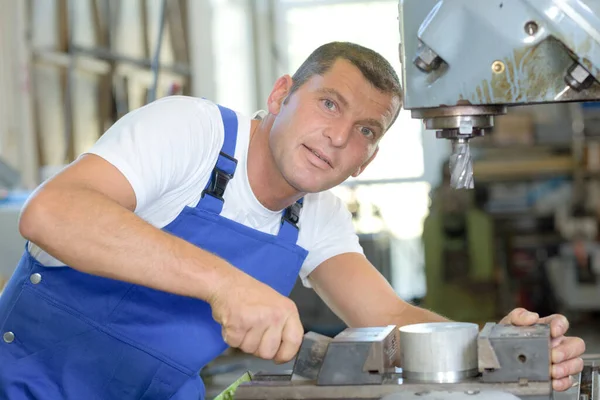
[
  {"left": 220, "top": 1, "right": 600, "bottom": 398},
  {"left": 399, "top": 0, "right": 600, "bottom": 188}
]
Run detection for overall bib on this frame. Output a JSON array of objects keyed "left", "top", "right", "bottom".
[{"left": 0, "top": 105, "right": 309, "bottom": 399}]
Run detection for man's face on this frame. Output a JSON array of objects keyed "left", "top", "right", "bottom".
[{"left": 268, "top": 59, "right": 400, "bottom": 193}]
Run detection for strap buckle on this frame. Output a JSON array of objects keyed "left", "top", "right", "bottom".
[
  {"left": 201, "top": 152, "right": 237, "bottom": 201},
  {"left": 282, "top": 201, "right": 303, "bottom": 228}
]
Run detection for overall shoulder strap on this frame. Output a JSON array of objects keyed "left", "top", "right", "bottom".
[
  {"left": 197, "top": 104, "right": 239, "bottom": 214},
  {"left": 277, "top": 198, "right": 304, "bottom": 244}
]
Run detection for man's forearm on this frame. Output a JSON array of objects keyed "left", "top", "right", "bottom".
[
  {"left": 20, "top": 186, "right": 236, "bottom": 302},
  {"left": 393, "top": 303, "right": 450, "bottom": 327}
]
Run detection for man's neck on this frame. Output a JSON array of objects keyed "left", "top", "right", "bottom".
[{"left": 247, "top": 117, "right": 304, "bottom": 211}]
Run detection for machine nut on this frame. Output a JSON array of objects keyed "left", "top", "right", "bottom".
[
  {"left": 492, "top": 61, "right": 505, "bottom": 74},
  {"left": 565, "top": 62, "right": 595, "bottom": 91},
  {"left": 524, "top": 21, "right": 539, "bottom": 36},
  {"left": 414, "top": 45, "right": 442, "bottom": 72}
]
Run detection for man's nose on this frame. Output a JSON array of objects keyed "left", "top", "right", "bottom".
[{"left": 324, "top": 125, "right": 352, "bottom": 147}]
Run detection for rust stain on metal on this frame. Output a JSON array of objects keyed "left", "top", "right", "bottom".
[
  {"left": 476, "top": 85, "right": 483, "bottom": 103},
  {"left": 469, "top": 37, "right": 600, "bottom": 105},
  {"left": 456, "top": 99, "right": 473, "bottom": 106},
  {"left": 482, "top": 79, "right": 492, "bottom": 103}
]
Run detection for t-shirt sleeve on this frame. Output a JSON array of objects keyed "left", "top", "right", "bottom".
[
  {"left": 84, "top": 96, "right": 223, "bottom": 215},
  {"left": 298, "top": 192, "right": 364, "bottom": 288}
]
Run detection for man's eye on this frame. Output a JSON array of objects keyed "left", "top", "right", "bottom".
[
  {"left": 323, "top": 99, "right": 336, "bottom": 110},
  {"left": 361, "top": 127, "right": 374, "bottom": 137}
]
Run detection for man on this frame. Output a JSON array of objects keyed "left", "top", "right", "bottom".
[{"left": 0, "top": 42, "right": 585, "bottom": 399}]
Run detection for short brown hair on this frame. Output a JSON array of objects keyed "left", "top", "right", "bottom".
[{"left": 288, "top": 42, "right": 403, "bottom": 129}]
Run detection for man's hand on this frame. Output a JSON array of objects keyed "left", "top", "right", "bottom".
[
  {"left": 500, "top": 308, "right": 586, "bottom": 392},
  {"left": 208, "top": 270, "right": 304, "bottom": 364}
]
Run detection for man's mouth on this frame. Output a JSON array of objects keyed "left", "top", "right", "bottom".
[{"left": 304, "top": 145, "right": 333, "bottom": 168}]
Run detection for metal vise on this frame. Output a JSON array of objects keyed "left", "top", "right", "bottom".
[{"left": 233, "top": 322, "right": 597, "bottom": 400}]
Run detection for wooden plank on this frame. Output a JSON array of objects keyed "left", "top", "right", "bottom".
[
  {"left": 473, "top": 156, "right": 574, "bottom": 182},
  {"left": 32, "top": 50, "right": 188, "bottom": 85},
  {"left": 27, "top": 0, "right": 45, "bottom": 173},
  {"left": 15, "top": 0, "right": 40, "bottom": 186},
  {"left": 92, "top": 0, "right": 112, "bottom": 134},
  {"left": 167, "top": 0, "right": 189, "bottom": 65},
  {"left": 57, "top": 0, "right": 75, "bottom": 162},
  {"left": 140, "top": 0, "right": 151, "bottom": 59},
  {"left": 91, "top": 0, "right": 105, "bottom": 46},
  {"left": 33, "top": 50, "right": 110, "bottom": 74},
  {"left": 176, "top": 0, "right": 190, "bottom": 95}
]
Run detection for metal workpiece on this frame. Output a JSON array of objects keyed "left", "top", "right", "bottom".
[{"left": 399, "top": 322, "right": 479, "bottom": 383}]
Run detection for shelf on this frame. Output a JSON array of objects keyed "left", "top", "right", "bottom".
[{"left": 473, "top": 156, "right": 573, "bottom": 182}]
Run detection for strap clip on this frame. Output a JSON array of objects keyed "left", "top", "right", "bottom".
[{"left": 281, "top": 201, "right": 303, "bottom": 228}]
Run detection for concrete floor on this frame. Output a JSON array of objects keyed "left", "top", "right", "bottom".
[{"left": 203, "top": 318, "right": 600, "bottom": 398}]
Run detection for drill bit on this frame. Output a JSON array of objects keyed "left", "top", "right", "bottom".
[{"left": 449, "top": 138, "right": 474, "bottom": 189}]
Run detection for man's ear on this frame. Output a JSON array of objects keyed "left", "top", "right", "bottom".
[
  {"left": 267, "top": 75, "right": 293, "bottom": 115},
  {"left": 352, "top": 147, "right": 379, "bottom": 177}
]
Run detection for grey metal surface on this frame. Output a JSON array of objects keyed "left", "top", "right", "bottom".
[
  {"left": 234, "top": 379, "right": 552, "bottom": 400},
  {"left": 399, "top": 322, "right": 479, "bottom": 383},
  {"left": 480, "top": 324, "right": 550, "bottom": 383},
  {"left": 233, "top": 324, "right": 572, "bottom": 399},
  {"left": 580, "top": 357, "right": 600, "bottom": 400},
  {"left": 291, "top": 331, "right": 332, "bottom": 381},
  {"left": 381, "top": 390, "right": 522, "bottom": 400},
  {"left": 398, "top": 0, "right": 600, "bottom": 110},
  {"left": 317, "top": 326, "right": 399, "bottom": 386},
  {"left": 448, "top": 140, "right": 474, "bottom": 190},
  {"left": 401, "top": 370, "right": 478, "bottom": 384}
]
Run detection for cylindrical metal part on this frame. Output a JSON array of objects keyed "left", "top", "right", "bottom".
[
  {"left": 424, "top": 115, "right": 492, "bottom": 132},
  {"left": 449, "top": 138, "right": 474, "bottom": 189},
  {"left": 399, "top": 322, "right": 479, "bottom": 383}
]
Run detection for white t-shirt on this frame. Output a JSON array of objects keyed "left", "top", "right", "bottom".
[{"left": 29, "top": 96, "right": 364, "bottom": 287}]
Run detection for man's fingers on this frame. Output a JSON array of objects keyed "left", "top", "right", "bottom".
[
  {"left": 222, "top": 325, "right": 246, "bottom": 348},
  {"left": 551, "top": 336, "right": 565, "bottom": 348},
  {"left": 552, "top": 337, "right": 586, "bottom": 364},
  {"left": 500, "top": 308, "right": 539, "bottom": 325},
  {"left": 239, "top": 325, "right": 267, "bottom": 354},
  {"left": 539, "top": 314, "right": 569, "bottom": 338},
  {"left": 274, "top": 316, "right": 304, "bottom": 364},
  {"left": 552, "top": 357, "right": 584, "bottom": 380},
  {"left": 553, "top": 376, "right": 575, "bottom": 392},
  {"left": 255, "top": 325, "right": 283, "bottom": 360}
]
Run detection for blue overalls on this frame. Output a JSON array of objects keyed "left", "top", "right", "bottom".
[{"left": 0, "top": 105, "right": 309, "bottom": 399}]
